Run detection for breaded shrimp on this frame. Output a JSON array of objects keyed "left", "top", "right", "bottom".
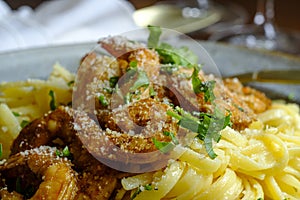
[
  {"left": 0, "top": 146, "right": 78, "bottom": 200},
  {"left": 100, "top": 35, "right": 161, "bottom": 81},
  {"left": 161, "top": 67, "right": 271, "bottom": 130},
  {"left": 224, "top": 78, "right": 271, "bottom": 114},
  {"left": 10, "top": 106, "right": 120, "bottom": 199}
]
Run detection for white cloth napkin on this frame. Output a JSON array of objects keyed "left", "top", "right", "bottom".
[{"left": 0, "top": 0, "right": 138, "bottom": 53}]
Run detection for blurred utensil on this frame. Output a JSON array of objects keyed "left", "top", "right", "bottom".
[
  {"left": 133, "top": 3, "right": 222, "bottom": 33},
  {"left": 225, "top": 69, "right": 300, "bottom": 84}
]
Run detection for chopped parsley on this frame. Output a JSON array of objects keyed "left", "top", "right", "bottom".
[
  {"left": 144, "top": 184, "right": 152, "bottom": 191},
  {"left": 104, "top": 87, "right": 113, "bottom": 94},
  {"left": 98, "top": 94, "right": 108, "bottom": 107},
  {"left": 48, "top": 90, "right": 57, "bottom": 111},
  {"left": 20, "top": 120, "right": 30, "bottom": 128},
  {"left": 130, "top": 70, "right": 149, "bottom": 92},
  {"left": 147, "top": 25, "right": 162, "bottom": 49},
  {"left": 109, "top": 76, "right": 119, "bottom": 88},
  {"left": 167, "top": 106, "right": 231, "bottom": 159},
  {"left": 191, "top": 65, "right": 216, "bottom": 102},
  {"left": 152, "top": 138, "right": 173, "bottom": 153},
  {"left": 147, "top": 26, "right": 198, "bottom": 68},
  {"left": 12, "top": 111, "right": 20, "bottom": 117},
  {"left": 56, "top": 146, "right": 71, "bottom": 158},
  {"left": 123, "top": 62, "right": 138, "bottom": 84},
  {"left": 153, "top": 131, "right": 179, "bottom": 153},
  {"left": 129, "top": 60, "right": 138, "bottom": 69},
  {"left": 121, "top": 66, "right": 150, "bottom": 104},
  {"left": 163, "top": 131, "right": 179, "bottom": 145},
  {"left": 131, "top": 184, "right": 153, "bottom": 200},
  {"left": 149, "top": 86, "right": 157, "bottom": 97},
  {"left": 150, "top": 26, "right": 231, "bottom": 158}
]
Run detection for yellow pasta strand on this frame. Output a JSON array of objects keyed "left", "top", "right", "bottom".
[
  {"left": 165, "top": 165, "right": 212, "bottom": 199},
  {"left": 134, "top": 161, "right": 185, "bottom": 200},
  {"left": 194, "top": 168, "right": 241, "bottom": 200},
  {"left": 179, "top": 148, "right": 221, "bottom": 173},
  {"left": 121, "top": 172, "right": 154, "bottom": 190},
  {"left": 0, "top": 103, "right": 21, "bottom": 158}
]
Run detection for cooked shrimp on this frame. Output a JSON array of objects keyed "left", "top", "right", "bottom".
[
  {"left": 100, "top": 35, "right": 161, "bottom": 81},
  {"left": 160, "top": 67, "right": 271, "bottom": 130},
  {"left": 100, "top": 98, "right": 178, "bottom": 151},
  {"left": 0, "top": 146, "right": 78, "bottom": 200},
  {"left": 99, "top": 36, "right": 270, "bottom": 130},
  {"left": 76, "top": 171, "right": 117, "bottom": 200},
  {"left": 224, "top": 78, "right": 271, "bottom": 113},
  {"left": 12, "top": 104, "right": 176, "bottom": 159},
  {"left": 0, "top": 189, "right": 23, "bottom": 200},
  {"left": 10, "top": 106, "right": 121, "bottom": 199}
]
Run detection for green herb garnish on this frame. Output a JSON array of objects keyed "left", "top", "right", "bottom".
[
  {"left": 147, "top": 26, "right": 230, "bottom": 158},
  {"left": 149, "top": 86, "right": 157, "bottom": 97},
  {"left": 147, "top": 25, "right": 162, "bottom": 48},
  {"left": 104, "top": 87, "right": 113, "bottom": 94},
  {"left": 109, "top": 76, "right": 119, "bottom": 88},
  {"left": 153, "top": 131, "right": 178, "bottom": 153},
  {"left": 20, "top": 120, "right": 30, "bottom": 128},
  {"left": 163, "top": 131, "right": 179, "bottom": 145},
  {"left": 191, "top": 65, "right": 216, "bottom": 102},
  {"left": 56, "top": 146, "right": 71, "bottom": 158},
  {"left": 131, "top": 184, "right": 153, "bottom": 199},
  {"left": 156, "top": 43, "right": 197, "bottom": 67},
  {"left": 121, "top": 68, "right": 150, "bottom": 104},
  {"left": 152, "top": 138, "right": 174, "bottom": 154},
  {"left": 129, "top": 60, "right": 138, "bottom": 69},
  {"left": 167, "top": 106, "right": 231, "bottom": 159},
  {"left": 12, "top": 111, "right": 20, "bottom": 117},
  {"left": 131, "top": 188, "right": 141, "bottom": 200},
  {"left": 147, "top": 26, "right": 198, "bottom": 67},
  {"left": 130, "top": 71, "right": 149, "bottom": 92},
  {"left": 98, "top": 94, "right": 108, "bottom": 107},
  {"left": 48, "top": 90, "right": 57, "bottom": 111},
  {"left": 144, "top": 184, "right": 152, "bottom": 191}
]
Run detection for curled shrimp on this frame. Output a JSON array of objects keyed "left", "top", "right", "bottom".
[
  {"left": 99, "top": 36, "right": 272, "bottom": 130},
  {"left": 0, "top": 146, "right": 78, "bottom": 199},
  {"left": 11, "top": 105, "right": 176, "bottom": 163},
  {"left": 99, "top": 35, "right": 161, "bottom": 81}
]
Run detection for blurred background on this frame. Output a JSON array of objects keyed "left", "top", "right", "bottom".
[
  {"left": 4, "top": 0, "right": 300, "bottom": 31},
  {"left": 2, "top": 0, "right": 300, "bottom": 54}
]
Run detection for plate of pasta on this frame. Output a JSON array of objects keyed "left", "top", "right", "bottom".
[{"left": 0, "top": 27, "right": 300, "bottom": 200}]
